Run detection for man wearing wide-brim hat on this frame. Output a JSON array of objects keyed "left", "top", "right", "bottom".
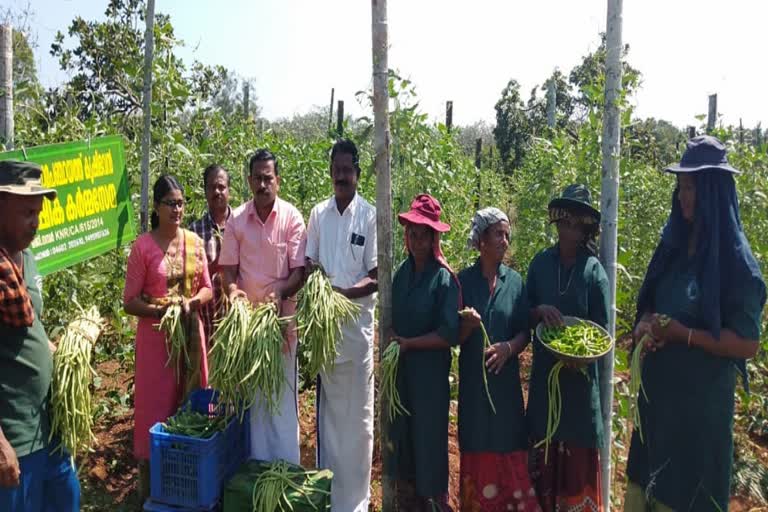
[{"left": 0, "top": 160, "right": 81, "bottom": 511}]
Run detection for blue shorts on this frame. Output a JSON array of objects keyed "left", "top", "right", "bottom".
[{"left": 0, "top": 443, "right": 80, "bottom": 512}]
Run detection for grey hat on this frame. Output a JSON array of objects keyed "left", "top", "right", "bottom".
[{"left": 0, "top": 160, "right": 57, "bottom": 200}]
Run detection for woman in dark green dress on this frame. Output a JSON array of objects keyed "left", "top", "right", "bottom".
[
  {"left": 458, "top": 207, "right": 541, "bottom": 512},
  {"left": 525, "top": 184, "right": 609, "bottom": 512},
  {"left": 625, "top": 136, "right": 766, "bottom": 512},
  {"left": 387, "top": 194, "right": 461, "bottom": 512}
]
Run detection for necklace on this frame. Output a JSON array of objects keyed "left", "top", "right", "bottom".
[
  {"left": 163, "top": 232, "right": 182, "bottom": 277},
  {"left": 558, "top": 263, "right": 575, "bottom": 295}
]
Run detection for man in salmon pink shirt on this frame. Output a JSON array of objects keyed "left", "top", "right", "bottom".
[{"left": 219, "top": 149, "right": 306, "bottom": 464}]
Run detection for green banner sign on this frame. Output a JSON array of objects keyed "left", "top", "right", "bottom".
[{"left": 0, "top": 136, "right": 137, "bottom": 276}]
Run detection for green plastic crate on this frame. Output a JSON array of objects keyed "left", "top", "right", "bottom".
[{"left": 222, "top": 460, "right": 332, "bottom": 511}]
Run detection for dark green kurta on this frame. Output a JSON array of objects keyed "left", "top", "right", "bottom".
[
  {"left": 0, "top": 250, "right": 52, "bottom": 457},
  {"left": 525, "top": 246, "right": 610, "bottom": 448},
  {"left": 626, "top": 251, "right": 764, "bottom": 511},
  {"left": 458, "top": 260, "right": 529, "bottom": 453},
  {"left": 387, "top": 255, "right": 460, "bottom": 497}
]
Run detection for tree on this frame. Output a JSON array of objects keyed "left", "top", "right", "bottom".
[
  {"left": 210, "top": 72, "right": 261, "bottom": 120},
  {"left": 525, "top": 69, "right": 574, "bottom": 133},
  {"left": 493, "top": 79, "right": 532, "bottom": 173},
  {"left": 49, "top": 0, "right": 225, "bottom": 122},
  {"left": 625, "top": 118, "right": 685, "bottom": 169},
  {"left": 569, "top": 33, "right": 640, "bottom": 119},
  {"left": 455, "top": 120, "right": 495, "bottom": 155},
  {"left": 0, "top": 4, "right": 43, "bottom": 107}
]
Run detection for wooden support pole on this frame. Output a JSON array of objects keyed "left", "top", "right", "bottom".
[
  {"left": 445, "top": 100, "right": 453, "bottom": 132},
  {"left": 739, "top": 119, "right": 744, "bottom": 144},
  {"left": 243, "top": 82, "right": 250, "bottom": 119},
  {"left": 707, "top": 94, "right": 717, "bottom": 133},
  {"left": 546, "top": 79, "right": 557, "bottom": 128},
  {"left": 599, "top": 0, "right": 623, "bottom": 508},
  {"left": 0, "top": 24, "right": 14, "bottom": 149},
  {"left": 337, "top": 100, "right": 344, "bottom": 137},
  {"left": 474, "top": 138, "right": 482, "bottom": 210},
  {"left": 328, "top": 88, "right": 335, "bottom": 133},
  {"left": 372, "top": 0, "right": 394, "bottom": 508},
  {"left": 139, "top": 0, "right": 156, "bottom": 233}
]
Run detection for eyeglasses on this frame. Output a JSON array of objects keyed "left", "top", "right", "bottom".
[{"left": 160, "top": 199, "right": 185, "bottom": 209}]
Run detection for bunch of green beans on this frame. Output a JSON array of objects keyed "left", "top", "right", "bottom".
[
  {"left": 162, "top": 407, "right": 227, "bottom": 439},
  {"left": 158, "top": 301, "right": 190, "bottom": 377},
  {"left": 630, "top": 314, "right": 670, "bottom": 443},
  {"left": 539, "top": 322, "right": 611, "bottom": 357},
  {"left": 534, "top": 360, "right": 564, "bottom": 464},
  {"left": 297, "top": 269, "right": 360, "bottom": 378},
  {"left": 209, "top": 299, "right": 288, "bottom": 420},
  {"left": 380, "top": 342, "right": 409, "bottom": 423},
  {"left": 459, "top": 308, "right": 496, "bottom": 415},
  {"left": 251, "top": 460, "right": 331, "bottom": 511},
  {"left": 50, "top": 305, "right": 103, "bottom": 460}
]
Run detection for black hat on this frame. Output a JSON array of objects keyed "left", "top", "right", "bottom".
[
  {"left": 0, "top": 160, "right": 57, "bottom": 200},
  {"left": 664, "top": 135, "right": 739, "bottom": 174},
  {"left": 548, "top": 183, "right": 600, "bottom": 222}
]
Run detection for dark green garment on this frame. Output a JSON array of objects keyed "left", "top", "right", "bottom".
[
  {"left": 458, "top": 261, "right": 529, "bottom": 453},
  {"left": 627, "top": 252, "right": 763, "bottom": 512},
  {"left": 387, "top": 255, "right": 460, "bottom": 497},
  {"left": 0, "top": 250, "right": 52, "bottom": 457},
  {"left": 525, "top": 246, "right": 610, "bottom": 448}
]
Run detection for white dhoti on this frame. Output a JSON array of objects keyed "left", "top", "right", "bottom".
[
  {"left": 317, "top": 354, "right": 374, "bottom": 512},
  {"left": 248, "top": 343, "right": 300, "bottom": 464}
]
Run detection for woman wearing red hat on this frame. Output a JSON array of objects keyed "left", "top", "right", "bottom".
[{"left": 386, "top": 194, "right": 461, "bottom": 512}]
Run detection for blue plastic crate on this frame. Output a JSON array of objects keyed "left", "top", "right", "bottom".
[
  {"left": 143, "top": 498, "right": 218, "bottom": 511},
  {"left": 149, "top": 389, "right": 250, "bottom": 509}
]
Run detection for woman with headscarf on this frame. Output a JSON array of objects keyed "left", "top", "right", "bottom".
[
  {"left": 386, "top": 194, "right": 461, "bottom": 512},
  {"left": 525, "top": 184, "right": 609, "bottom": 512},
  {"left": 457, "top": 207, "right": 541, "bottom": 512},
  {"left": 625, "top": 136, "right": 766, "bottom": 512}
]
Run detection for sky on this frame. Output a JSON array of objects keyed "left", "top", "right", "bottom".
[{"left": 12, "top": 0, "right": 768, "bottom": 130}]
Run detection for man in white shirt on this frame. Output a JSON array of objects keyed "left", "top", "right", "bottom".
[{"left": 305, "top": 139, "right": 377, "bottom": 512}]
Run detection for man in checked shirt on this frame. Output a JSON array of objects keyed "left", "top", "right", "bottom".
[{"left": 189, "top": 163, "right": 232, "bottom": 344}]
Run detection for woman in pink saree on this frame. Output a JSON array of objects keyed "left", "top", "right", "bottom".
[{"left": 123, "top": 175, "right": 212, "bottom": 499}]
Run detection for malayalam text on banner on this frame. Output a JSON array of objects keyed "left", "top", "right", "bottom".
[{"left": 0, "top": 136, "right": 137, "bottom": 276}]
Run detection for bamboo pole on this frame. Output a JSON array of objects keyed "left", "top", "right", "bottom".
[
  {"left": 372, "top": 0, "right": 394, "bottom": 509},
  {"left": 0, "top": 24, "right": 13, "bottom": 149},
  {"left": 139, "top": 0, "right": 156, "bottom": 233},
  {"left": 599, "top": 0, "right": 623, "bottom": 508}
]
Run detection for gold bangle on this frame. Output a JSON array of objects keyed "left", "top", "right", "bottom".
[{"left": 687, "top": 328, "right": 693, "bottom": 348}]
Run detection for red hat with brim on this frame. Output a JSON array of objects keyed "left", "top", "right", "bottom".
[{"left": 397, "top": 193, "right": 451, "bottom": 233}]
